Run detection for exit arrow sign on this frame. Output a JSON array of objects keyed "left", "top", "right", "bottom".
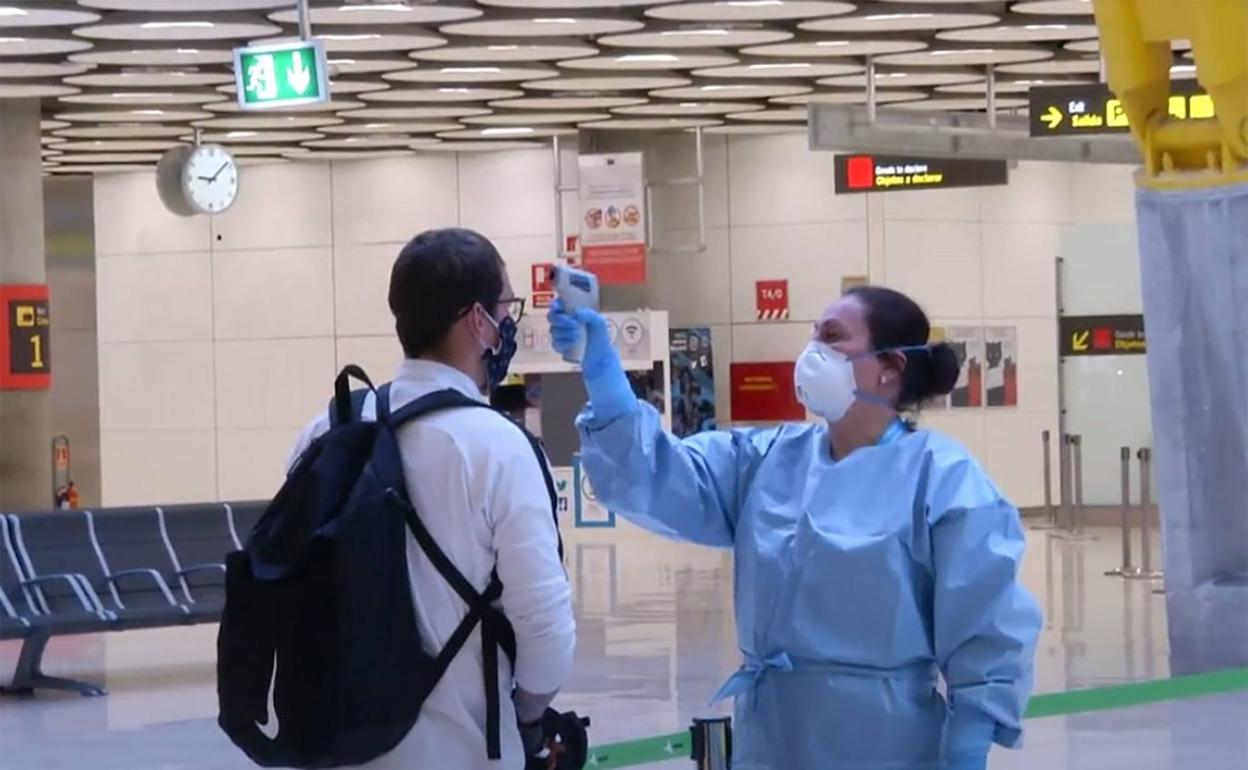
[{"left": 232, "top": 39, "right": 329, "bottom": 110}]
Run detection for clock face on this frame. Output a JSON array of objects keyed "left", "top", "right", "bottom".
[{"left": 182, "top": 144, "right": 239, "bottom": 215}]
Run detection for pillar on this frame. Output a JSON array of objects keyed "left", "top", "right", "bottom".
[{"left": 0, "top": 99, "right": 52, "bottom": 509}]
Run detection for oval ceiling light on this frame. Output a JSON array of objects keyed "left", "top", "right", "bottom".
[
  {"left": 320, "top": 120, "right": 462, "bottom": 134},
  {"left": 67, "top": 69, "right": 234, "bottom": 88},
  {"left": 895, "top": 96, "right": 1028, "bottom": 111},
  {"left": 937, "top": 23, "right": 1100, "bottom": 44},
  {"left": 0, "top": 3, "right": 100, "bottom": 27},
  {"left": 646, "top": 1, "right": 856, "bottom": 22},
  {"left": 58, "top": 152, "right": 163, "bottom": 164},
  {"left": 269, "top": 2, "right": 481, "bottom": 26},
  {"left": 217, "top": 78, "right": 389, "bottom": 95},
  {"left": 937, "top": 77, "right": 1094, "bottom": 94},
  {"left": 197, "top": 129, "right": 324, "bottom": 143},
  {"left": 772, "top": 88, "right": 928, "bottom": 105},
  {"left": 193, "top": 114, "right": 344, "bottom": 130},
  {"left": 692, "top": 60, "right": 862, "bottom": 79},
  {"left": 480, "top": 0, "right": 678, "bottom": 7},
  {"left": 1009, "top": 0, "right": 1094, "bottom": 14},
  {"left": 490, "top": 94, "right": 647, "bottom": 109},
  {"left": 361, "top": 86, "right": 524, "bottom": 103},
  {"left": 74, "top": 12, "right": 281, "bottom": 41},
  {"left": 325, "top": 55, "right": 413, "bottom": 75},
  {"left": 439, "top": 13, "right": 642, "bottom": 38},
  {"left": 0, "top": 81, "right": 80, "bottom": 98},
  {"left": 742, "top": 38, "right": 926, "bottom": 57},
  {"left": 79, "top": 1, "right": 291, "bottom": 9},
  {"left": 285, "top": 148, "right": 413, "bottom": 161},
  {"left": 1065, "top": 38, "right": 1190, "bottom": 54},
  {"left": 204, "top": 97, "right": 364, "bottom": 113},
  {"left": 877, "top": 46, "right": 1053, "bottom": 67},
  {"left": 49, "top": 138, "right": 181, "bottom": 152},
  {"left": 53, "top": 123, "right": 186, "bottom": 138},
  {"left": 997, "top": 56, "right": 1099, "bottom": 75},
  {"left": 726, "top": 107, "right": 808, "bottom": 122},
  {"left": 438, "top": 126, "right": 576, "bottom": 139},
  {"left": 42, "top": 119, "right": 70, "bottom": 130},
  {"left": 599, "top": 25, "right": 793, "bottom": 49},
  {"left": 412, "top": 40, "right": 597, "bottom": 62},
  {"left": 461, "top": 111, "right": 610, "bottom": 124},
  {"left": 421, "top": 139, "right": 545, "bottom": 151},
  {"left": 303, "top": 135, "right": 418, "bottom": 150},
  {"left": 226, "top": 144, "right": 305, "bottom": 156},
  {"left": 383, "top": 63, "right": 559, "bottom": 83},
  {"left": 818, "top": 68, "right": 982, "bottom": 88},
  {"left": 59, "top": 90, "right": 220, "bottom": 106},
  {"left": 70, "top": 45, "right": 232, "bottom": 66},
  {"left": 0, "top": 35, "right": 93, "bottom": 56},
  {"left": 289, "top": 27, "right": 444, "bottom": 54},
  {"left": 705, "top": 123, "right": 804, "bottom": 134},
  {"left": 799, "top": 9, "right": 998, "bottom": 33},
  {"left": 340, "top": 105, "right": 492, "bottom": 120},
  {"left": 582, "top": 117, "right": 722, "bottom": 130},
  {"left": 522, "top": 73, "right": 691, "bottom": 91},
  {"left": 55, "top": 107, "right": 212, "bottom": 122},
  {"left": 48, "top": 164, "right": 152, "bottom": 174},
  {"left": 557, "top": 49, "right": 737, "bottom": 71},
  {"left": 0, "top": 61, "right": 93, "bottom": 78},
  {"left": 651, "top": 82, "right": 812, "bottom": 100},
  {"left": 612, "top": 100, "right": 765, "bottom": 116}
]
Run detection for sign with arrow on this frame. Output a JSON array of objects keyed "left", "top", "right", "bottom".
[
  {"left": 1030, "top": 82, "right": 1215, "bottom": 137},
  {"left": 1060, "top": 314, "right": 1146, "bottom": 356},
  {"left": 233, "top": 39, "right": 329, "bottom": 111}
]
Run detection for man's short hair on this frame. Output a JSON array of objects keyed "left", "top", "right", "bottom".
[{"left": 388, "top": 228, "right": 505, "bottom": 359}]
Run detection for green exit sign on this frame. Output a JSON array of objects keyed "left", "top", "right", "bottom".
[{"left": 232, "top": 39, "right": 329, "bottom": 110}]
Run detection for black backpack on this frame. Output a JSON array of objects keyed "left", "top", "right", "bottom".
[{"left": 217, "top": 365, "right": 559, "bottom": 768}]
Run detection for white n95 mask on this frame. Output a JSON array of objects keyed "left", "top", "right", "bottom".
[{"left": 794, "top": 341, "right": 858, "bottom": 422}]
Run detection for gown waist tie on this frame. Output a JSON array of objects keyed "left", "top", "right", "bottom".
[{"left": 710, "top": 652, "right": 940, "bottom": 707}]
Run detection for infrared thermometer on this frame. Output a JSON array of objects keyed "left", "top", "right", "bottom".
[{"left": 550, "top": 264, "right": 600, "bottom": 364}]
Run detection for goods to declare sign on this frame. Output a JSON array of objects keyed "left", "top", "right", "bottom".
[
  {"left": 730, "top": 362, "right": 805, "bottom": 422},
  {"left": 756, "top": 279, "right": 790, "bottom": 321},
  {"left": 0, "top": 284, "right": 51, "bottom": 390},
  {"left": 834, "top": 154, "right": 1008, "bottom": 194},
  {"left": 578, "top": 153, "right": 647, "bottom": 285},
  {"left": 1029, "top": 82, "right": 1215, "bottom": 137},
  {"left": 233, "top": 39, "right": 329, "bottom": 111},
  {"left": 1060, "top": 314, "right": 1146, "bottom": 356}
]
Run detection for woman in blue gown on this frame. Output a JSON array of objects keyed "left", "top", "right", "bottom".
[{"left": 548, "top": 286, "right": 1041, "bottom": 770}]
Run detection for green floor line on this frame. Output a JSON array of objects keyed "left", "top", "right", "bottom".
[{"left": 584, "top": 667, "right": 1248, "bottom": 769}]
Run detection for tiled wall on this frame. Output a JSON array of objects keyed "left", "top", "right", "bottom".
[{"left": 94, "top": 136, "right": 1137, "bottom": 508}]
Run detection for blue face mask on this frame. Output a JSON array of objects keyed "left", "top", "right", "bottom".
[{"left": 479, "top": 308, "right": 518, "bottom": 390}]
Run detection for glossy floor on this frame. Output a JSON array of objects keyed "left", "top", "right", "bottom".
[{"left": 2, "top": 525, "right": 1244, "bottom": 769}]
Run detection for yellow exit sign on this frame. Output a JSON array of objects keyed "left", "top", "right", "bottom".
[{"left": 1031, "top": 83, "right": 1215, "bottom": 137}]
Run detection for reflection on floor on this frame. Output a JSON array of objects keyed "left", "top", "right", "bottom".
[{"left": 2, "top": 525, "right": 1240, "bottom": 769}]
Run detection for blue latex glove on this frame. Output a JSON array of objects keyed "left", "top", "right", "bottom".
[
  {"left": 945, "top": 708, "right": 995, "bottom": 770},
  {"left": 548, "top": 299, "right": 636, "bottom": 422}
]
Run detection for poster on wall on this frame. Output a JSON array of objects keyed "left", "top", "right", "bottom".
[
  {"left": 513, "top": 311, "right": 652, "bottom": 369},
  {"left": 755, "top": 280, "right": 790, "bottom": 321},
  {"left": 530, "top": 263, "right": 555, "bottom": 309},
  {"left": 670, "top": 327, "right": 716, "bottom": 438},
  {"left": 626, "top": 362, "right": 667, "bottom": 415},
  {"left": 984, "top": 326, "right": 1019, "bottom": 407},
  {"left": 945, "top": 326, "right": 985, "bottom": 408},
  {"left": 0, "top": 284, "right": 51, "bottom": 391},
  {"left": 730, "top": 362, "right": 805, "bottom": 422},
  {"left": 578, "top": 153, "right": 647, "bottom": 285}
]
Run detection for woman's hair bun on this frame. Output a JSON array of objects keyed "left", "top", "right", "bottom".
[{"left": 926, "top": 342, "right": 961, "bottom": 398}]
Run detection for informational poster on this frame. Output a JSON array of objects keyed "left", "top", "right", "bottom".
[
  {"left": 730, "top": 362, "right": 805, "bottom": 422},
  {"left": 670, "top": 328, "right": 716, "bottom": 438},
  {"left": 945, "top": 326, "right": 984, "bottom": 408},
  {"left": 513, "top": 311, "right": 652, "bottom": 369},
  {"left": 578, "top": 152, "right": 647, "bottom": 285},
  {"left": 984, "top": 326, "right": 1019, "bottom": 407},
  {"left": 0, "top": 284, "right": 51, "bottom": 390},
  {"left": 755, "top": 279, "right": 790, "bottom": 321},
  {"left": 626, "top": 362, "right": 666, "bottom": 415}
]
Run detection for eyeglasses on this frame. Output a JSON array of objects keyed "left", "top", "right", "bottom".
[{"left": 496, "top": 297, "right": 526, "bottom": 324}]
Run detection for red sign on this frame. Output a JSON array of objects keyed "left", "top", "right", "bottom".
[
  {"left": 755, "top": 280, "right": 790, "bottom": 321},
  {"left": 0, "top": 284, "right": 51, "bottom": 391},
  {"left": 531, "top": 263, "right": 555, "bottom": 309},
  {"left": 582, "top": 243, "right": 647, "bottom": 285},
  {"left": 730, "top": 362, "right": 805, "bottom": 422}
]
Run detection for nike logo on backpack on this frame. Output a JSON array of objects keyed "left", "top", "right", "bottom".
[{"left": 257, "top": 652, "right": 279, "bottom": 740}]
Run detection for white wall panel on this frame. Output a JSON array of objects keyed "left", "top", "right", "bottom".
[
  {"left": 100, "top": 429, "right": 217, "bottom": 506},
  {"left": 98, "top": 341, "right": 215, "bottom": 432},
  {"left": 96, "top": 251, "right": 213, "bottom": 343},
  {"left": 730, "top": 221, "right": 867, "bottom": 324},
  {"left": 882, "top": 220, "right": 983, "bottom": 319},
  {"left": 728, "top": 134, "right": 863, "bottom": 226},
  {"left": 645, "top": 227, "right": 731, "bottom": 328},
  {"left": 213, "top": 247, "right": 335, "bottom": 339},
  {"left": 458, "top": 148, "right": 553, "bottom": 238},
  {"left": 93, "top": 171, "right": 210, "bottom": 257},
  {"left": 981, "top": 223, "right": 1060, "bottom": 320},
  {"left": 337, "top": 335, "right": 403, "bottom": 379},
  {"left": 882, "top": 185, "right": 979, "bottom": 223},
  {"left": 1014, "top": 316, "right": 1060, "bottom": 413},
  {"left": 214, "top": 337, "right": 336, "bottom": 430},
  {"left": 983, "top": 409, "right": 1059, "bottom": 507},
  {"left": 331, "top": 156, "right": 459, "bottom": 245},
  {"left": 731, "top": 322, "right": 809, "bottom": 363},
  {"left": 212, "top": 162, "right": 333, "bottom": 250},
  {"left": 980, "top": 162, "right": 1072, "bottom": 225},
  {"left": 217, "top": 428, "right": 296, "bottom": 501},
  {"left": 333, "top": 242, "right": 403, "bottom": 338},
  {"left": 1069, "top": 163, "right": 1137, "bottom": 224}
]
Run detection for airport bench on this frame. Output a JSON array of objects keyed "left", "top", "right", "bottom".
[{"left": 0, "top": 501, "right": 266, "bottom": 697}]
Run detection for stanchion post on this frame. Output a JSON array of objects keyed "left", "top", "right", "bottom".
[
  {"left": 1058, "top": 433, "right": 1074, "bottom": 531},
  {"left": 690, "top": 717, "right": 732, "bottom": 770},
  {"left": 1106, "top": 446, "right": 1139, "bottom": 576},
  {"left": 1071, "top": 434, "right": 1085, "bottom": 535},
  {"left": 1033, "top": 430, "right": 1057, "bottom": 530},
  {"left": 1134, "top": 448, "right": 1163, "bottom": 579}
]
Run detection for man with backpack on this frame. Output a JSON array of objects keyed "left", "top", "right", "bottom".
[{"left": 218, "top": 228, "right": 577, "bottom": 770}]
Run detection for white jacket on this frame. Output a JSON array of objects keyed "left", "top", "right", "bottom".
[{"left": 288, "top": 359, "right": 576, "bottom": 770}]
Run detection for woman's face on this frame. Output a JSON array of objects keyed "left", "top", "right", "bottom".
[{"left": 812, "top": 295, "right": 902, "bottom": 409}]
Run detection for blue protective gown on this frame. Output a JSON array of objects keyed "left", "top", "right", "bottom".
[{"left": 577, "top": 403, "right": 1042, "bottom": 770}]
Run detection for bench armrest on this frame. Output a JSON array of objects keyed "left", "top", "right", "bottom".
[
  {"left": 107, "top": 568, "right": 180, "bottom": 606},
  {"left": 177, "top": 563, "right": 226, "bottom": 579},
  {"left": 21, "top": 573, "right": 105, "bottom": 614}
]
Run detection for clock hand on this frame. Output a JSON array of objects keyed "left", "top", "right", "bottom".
[{"left": 209, "top": 161, "right": 230, "bottom": 182}]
